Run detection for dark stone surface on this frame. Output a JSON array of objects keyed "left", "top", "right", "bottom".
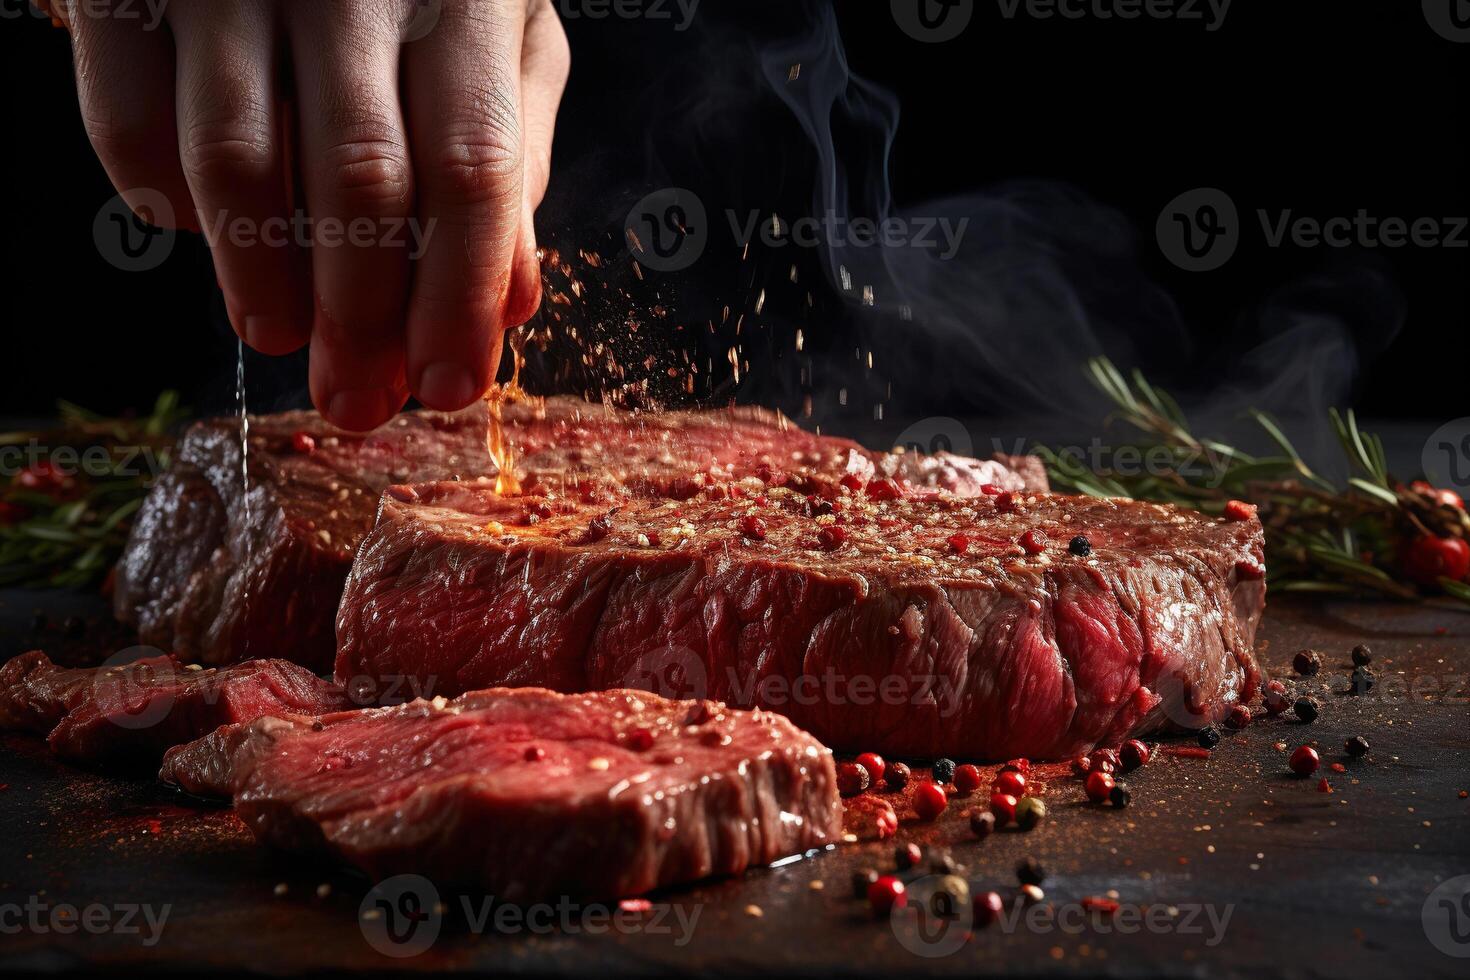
[{"left": 0, "top": 592, "right": 1466, "bottom": 977}]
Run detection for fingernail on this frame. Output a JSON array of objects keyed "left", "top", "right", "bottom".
[
  {"left": 326, "top": 388, "right": 399, "bottom": 432},
  {"left": 244, "top": 315, "right": 307, "bottom": 356},
  {"left": 417, "top": 362, "right": 480, "bottom": 410}
]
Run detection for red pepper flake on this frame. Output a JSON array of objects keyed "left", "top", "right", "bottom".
[
  {"left": 627, "top": 728, "right": 654, "bottom": 751},
  {"left": 817, "top": 525, "right": 848, "bottom": 550},
  {"left": 291, "top": 431, "right": 317, "bottom": 455},
  {"left": 995, "top": 491, "right": 1018, "bottom": 514},
  {"left": 1329, "top": 762, "right": 1346, "bottom": 773},
  {"left": 1316, "top": 777, "right": 1333, "bottom": 794},
  {"left": 145, "top": 819, "right": 163, "bottom": 835},
  {"left": 738, "top": 515, "right": 767, "bottom": 541},
  {"left": 1081, "top": 896, "right": 1120, "bottom": 916},
  {"left": 645, "top": 530, "right": 661, "bottom": 547},
  {"left": 1166, "top": 746, "right": 1212, "bottom": 760},
  {"left": 1234, "top": 558, "right": 1266, "bottom": 581},
  {"left": 524, "top": 746, "right": 545, "bottom": 762},
  {"left": 1019, "top": 529, "right": 1048, "bottom": 555},
  {"left": 866, "top": 478, "right": 902, "bottom": 501},
  {"left": 619, "top": 898, "right": 653, "bottom": 913},
  {"left": 1459, "top": 790, "right": 1468, "bottom": 799},
  {"left": 979, "top": 484, "right": 1003, "bottom": 496},
  {"left": 947, "top": 534, "right": 970, "bottom": 555},
  {"left": 1223, "top": 499, "right": 1257, "bottom": 522},
  {"left": 839, "top": 474, "right": 865, "bottom": 493},
  {"left": 581, "top": 515, "right": 613, "bottom": 543}
]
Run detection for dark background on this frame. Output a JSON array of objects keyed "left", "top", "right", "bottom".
[{"left": 1, "top": 0, "right": 1464, "bottom": 455}]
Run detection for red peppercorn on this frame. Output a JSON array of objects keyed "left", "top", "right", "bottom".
[
  {"left": 839, "top": 474, "right": 865, "bottom": 493},
  {"left": 1089, "top": 748, "right": 1119, "bottom": 771},
  {"left": 1119, "top": 739, "right": 1150, "bottom": 772},
  {"left": 947, "top": 533, "right": 970, "bottom": 555},
  {"left": 738, "top": 515, "right": 767, "bottom": 541},
  {"left": 837, "top": 762, "right": 871, "bottom": 797},
  {"left": 970, "top": 810, "right": 996, "bottom": 839},
  {"left": 867, "top": 876, "right": 906, "bottom": 916},
  {"left": 291, "top": 431, "right": 317, "bottom": 455},
  {"left": 1234, "top": 558, "right": 1266, "bottom": 581},
  {"left": 1084, "top": 770, "right": 1115, "bottom": 803},
  {"left": 524, "top": 746, "right": 545, "bottom": 762},
  {"left": 913, "top": 781, "right": 948, "bottom": 821},
  {"left": 1402, "top": 534, "right": 1470, "bottom": 587},
  {"left": 974, "top": 890, "right": 1004, "bottom": 927},
  {"left": 1316, "top": 776, "right": 1333, "bottom": 794},
  {"left": 989, "top": 792, "right": 1018, "bottom": 827},
  {"left": 1226, "top": 705, "right": 1252, "bottom": 730},
  {"left": 817, "top": 525, "right": 848, "bottom": 550},
  {"left": 884, "top": 761, "right": 911, "bottom": 791},
  {"left": 1263, "top": 680, "right": 1289, "bottom": 716},
  {"left": 1223, "top": 499, "right": 1257, "bottom": 522},
  {"left": 1005, "top": 758, "right": 1033, "bottom": 774},
  {"left": 1288, "top": 745, "right": 1320, "bottom": 776},
  {"left": 993, "top": 768, "right": 1026, "bottom": 798},
  {"left": 1019, "top": 528, "right": 1048, "bottom": 555},
  {"left": 627, "top": 728, "right": 654, "bottom": 751},
  {"left": 952, "top": 764, "right": 982, "bottom": 795},
  {"left": 895, "top": 842, "right": 923, "bottom": 870},
  {"left": 15, "top": 462, "right": 70, "bottom": 496},
  {"left": 1070, "top": 754, "right": 1092, "bottom": 776},
  {"left": 980, "top": 483, "right": 1003, "bottom": 496},
  {"left": 856, "top": 752, "right": 886, "bottom": 783},
  {"left": 995, "top": 491, "right": 1018, "bottom": 514},
  {"left": 866, "top": 478, "right": 902, "bottom": 501}
]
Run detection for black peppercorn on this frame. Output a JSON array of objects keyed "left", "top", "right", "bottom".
[
  {"left": 1293, "top": 649, "right": 1321, "bottom": 676},
  {"left": 884, "top": 761, "right": 911, "bottom": 791},
  {"left": 970, "top": 810, "right": 996, "bottom": 839},
  {"left": 929, "top": 852, "right": 958, "bottom": 875},
  {"left": 1197, "top": 727, "right": 1221, "bottom": 749},
  {"left": 851, "top": 868, "right": 879, "bottom": 899},
  {"left": 1068, "top": 535, "right": 1092, "bottom": 557},
  {"left": 932, "top": 758, "right": 956, "bottom": 784},
  {"left": 1293, "top": 696, "right": 1320, "bottom": 723},
  {"left": 1109, "top": 784, "right": 1132, "bottom": 809},
  {"left": 1351, "top": 644, "right": 1372, "bottom": 667},
  {"left": 894, "top": 843, "right": 923, "bottom": 871},
  {"left": 1349, "top": 667, "right": 1375, "bottom": 696},
  {"left": 1016, "top": 858, "right": 1046, "bottom": 887},
  {"left": 1345, "top": 735, "right": 1370, "bottom": 758}
]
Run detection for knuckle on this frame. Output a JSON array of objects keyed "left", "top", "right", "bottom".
[
  {"left": 320, "top": 136, "right": 414, "bottom": 214},
  {"left": 181, "top": 117, "right": 274, "bottom": 188},
  {"left": 426, "top": 83, "right": 523, "bottom": 209}
]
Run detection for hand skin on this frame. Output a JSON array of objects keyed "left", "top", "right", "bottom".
[{"left": 66, "top": 0, "right": 569, "bottom": 430}]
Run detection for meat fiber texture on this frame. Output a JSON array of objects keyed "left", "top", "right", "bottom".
[
  {"left": 159, "top": 687, "right": 841, "bottom": 904},
  {"left": 0, "top": 650, "right": 346, "bottom": 770},
  {"left": 338, "top": 482, "right": 1266, "bottom": 760},
  {"left": 115, "top": 398, "right": 1046, "bottom": 671}
]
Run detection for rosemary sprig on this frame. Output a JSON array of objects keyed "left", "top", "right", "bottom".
[
  {"left": 1046, "top": 358, "right": 1470, "bottom": 605},
  {"left": 0, "top": 392, "right": 186, "bottom": 590}
]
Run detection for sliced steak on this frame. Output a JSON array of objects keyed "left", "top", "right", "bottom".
[
  {"left": 338, "top": 483, "right": 1265, "bottom": 760},
  {"left": 116, "top": 398, "right": 1045, "bottom": 670},
  {"left": 160, "top": 687, "right": 841, "bottom": 903},
  {"left": 0, "top": 650, "right": 346, "bottom": 770}
]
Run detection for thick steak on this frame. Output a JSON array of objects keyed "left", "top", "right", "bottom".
[
  {"left": 0, "top": 650, "right": 346, "bottom": 770},
  {"left": 159, "top": 688, "right": 841, "bottom": 903},
  {"left": 338, "top": 483, "right": 1266, "bottom": 760},
  {"left": 116, "top": 398, "right": 1045, "bottom": 670}
]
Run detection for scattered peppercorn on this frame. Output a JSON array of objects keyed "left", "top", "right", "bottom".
[
  {"left": 867, "top": 876, "right": 907, "bottom": 915},
  {"left": 1016, "top": 858, "right": 1047, "bottom": 887},
  {"left": 995, "top": 491, "right": 1018, "bottom": 514},
  {"left": 1089, "top": 748, "right": 1120, "bottom": 771},
  {"left": 1289, "top": 745, "right": 1320, "bottom": 777},
  {"left": 947, "top": 534, "right": 970, "bottom": 555},
  {"left": 851, "top": 869, "right": 879, "bottom": 899},
  {"left": 1349, "top": 667, "right": 1375, "bottom": 696},
  {"left": 1119, "top": 739, "right": 1150, "bottom": 772},
  {"left": 932, "top": 758, "right": 956, "bottom": 784},
  {"left": 1345, "top": 735, "right": 1370, "bottom": 758},
  {"left": 1019, "top": 529, "right": 1049, "bottom": 555},
  {"left": 1197, "top": 727, "right": 1221, "bottom": 749},
  {"left": 291, "top": 431, "right": 317, "bottom": 455},
  {"left": 1226, "top": 705, "right": 1252, "bottom": 730},
  {"left": 1016, "top": 796, "right": 1047, "bottom": 831},
  {"left": 524, "top": 746, "right": 545, "bottom": 762},
  {"left": 885, "top": 761, "right": 911, "bottom": 791},
  {"left": 1264, "top": 681, "right": 1291, "bottom": 716},
  {"left": 914, "top": 781, "right": 949, "bottom": 821},
  {"left": 1020, "top": 884, "right": 1046, "bottom": 906},
  {"left": 1316, "top": 777, "right": 1333, "bottom": 794},
  {"left": 1069, "top": 535, "right": 1092, "bottom": 557},
  {"left": 817, "top": 525, "right": 849, "bottom": 550},
  {"left": 856, "top": 752, "right": 886, "bottom": 784},
  {"left": 1070, "top": 755, "right": 1092, "bottom": 776},
  {"left": 993, "top": 768, "right": 1026, "bottom": 798},
  {"left": 1222, "top": 499, "right": 1257, "bottom": 522},
  {"left": 928, "top": 852, "right": 958, "bottom": 876},
  {"left": 1293, "top": 696, "right": 1320, "bottom": 723},
  {"left": 1084, "top": 770, "right": 1115, "bottom": 803},
  {"left": 974, "top": 890, "right": 1005, "bottom": 927},
  {"left": 953, "top": 764, "right": 982, "bottom": 795},
  {"left": 837, "top": 762, "right": 871, "bottom": 797},
  {"left": 627, "top": 728, "right": 654, "bottom": 751},
  {"left": 1293, "top": 649, "right": 1321, "bottom": 676},
  {"left": 738, "top": 515, "right": 767, "bottom": 541},
  {"left": 895, "top": 843, "right": 923, "bottom": 871},
  {"left": 866, "top": 478, "right": 902, "bottom": 502},
  {"left": 990, "top": 792, "right": 1019, "bottom": 828},
  {"left": 970, "top": 810, "right": 996, "bottom": 839},
  {"left": 1109, "top": 784, "right": 1132, "bottom": 809},
  {"left": 1351, "top": 644, "right": 1372, "bottom": 666}
]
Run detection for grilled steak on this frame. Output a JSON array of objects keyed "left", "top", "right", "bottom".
[
  {"left": 160, "top": 687, "right": 841, "bottom": 903},
  {"left": 116, "top": 398, "right": 1046, "bottom": 670},
  {"left": 0, "top": 650, "right": 345, "bottom": 770},
  {"left": 337, "top": 483, "right": 1266, "bottom": 760}
]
